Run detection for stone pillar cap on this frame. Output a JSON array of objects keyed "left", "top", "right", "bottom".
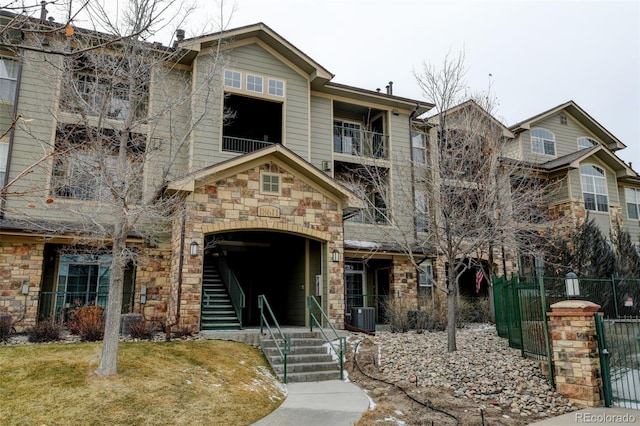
[{"left": 549, "top": 300, "right": 601, "bottom": 313}]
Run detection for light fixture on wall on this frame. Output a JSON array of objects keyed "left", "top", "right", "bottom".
[
  {"left": 565, "top": 272, "right": 580, "bottom": 297},
  {"left": 332, "top": 249, "right": 340, "bottom": 263},
  {"left": 140, "top": 286, "right": 147, "bottom": 304},
  {"left": 190, "top": 241, "right": 199, "bottom": 256}
]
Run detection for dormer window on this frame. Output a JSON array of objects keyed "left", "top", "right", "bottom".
[
  {"left": 531, "top": 128, "right": 555, "bottom": 156},
  {"left": 578, "top": 137, "right": 598, "bottom": 150}
]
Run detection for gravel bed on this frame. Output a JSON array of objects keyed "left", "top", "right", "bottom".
[{"left": 367, "top": 324, "right": 577, "bottom": 420}]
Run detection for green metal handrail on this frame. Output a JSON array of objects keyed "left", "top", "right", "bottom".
[
  {"left": 258, "top": 294, "right": 290, "bottom": 383},
  {"left": 307, "top": 295, "right": 346, "bottom": 380},
  {"left": 216, "top": 250, "right": 245, "bottom": 327}
]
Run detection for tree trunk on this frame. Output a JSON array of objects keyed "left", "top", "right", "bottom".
[
  {"left": 447, "top": 281, "right": 457, "bottom": 352},
  {"left": 96, "top": 237, "right": 127, "bottom": 376}
]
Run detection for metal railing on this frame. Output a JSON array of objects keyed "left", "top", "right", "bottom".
[
  {"left": 222, "top": 136, "right": 275, "bottom": 154},
  {"left": 37, "top": 291, "right": 134, "bottom": 321},
  {"left": 216, "top": 251, "right": 245, "bottom": 327},
  {"left": 333, "top": 125, "right": 389, "bottom": 159},
  {"left": 258, "top": 295, "right": 290, "bottom": 383},
  {"left": 307, "top": 295, "right": 346, "bottom": 380}
]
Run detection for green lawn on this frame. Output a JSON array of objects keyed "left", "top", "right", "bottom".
[{"left": 0, "top": 340, "right": 285, "bottom": 425}]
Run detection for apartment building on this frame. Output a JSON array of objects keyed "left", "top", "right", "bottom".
[{"left": 1, "top": 15, "right": 638, "bottom": 332}]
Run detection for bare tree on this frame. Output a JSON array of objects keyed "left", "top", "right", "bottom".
[
  {"left": 340, "top": 53, "right": 560, "bottom": 352},
  {"left": 1, "top": 1, "right": 231, "bottom": 375}
]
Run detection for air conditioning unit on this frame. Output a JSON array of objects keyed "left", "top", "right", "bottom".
[{"left": 350, "top": 307, "right": 375, "bottom": 332}]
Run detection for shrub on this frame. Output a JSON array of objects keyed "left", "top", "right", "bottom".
[
  {"left": 27, "top": 320, "right": 62, "bottom": 342},
  {"left": 171, "top": 326, "right": 193, "bottom": 339},
  {"left": 68, "top": 305, "right": 104, "bottom": 341},
  {"left": 383, "top": 298, "right": 411, "bottom": 333},
  {"left": 128, "top": 320, "right": 155, "bottom": 340},
  {"left": 457, "top": 297, "right": 491, "bottom": 324},
  {"left": 0, "top": 313, "right": 12, "bottom": 341}
]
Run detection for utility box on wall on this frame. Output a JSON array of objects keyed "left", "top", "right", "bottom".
[{"left": 350, "top": 307, "right": 375, "bottom": 332}]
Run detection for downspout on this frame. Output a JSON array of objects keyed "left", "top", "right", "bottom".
[
  {"left": 407, "top": 104, "right": 421, "bottom": 305},
  {"left": 1, "top": 54, "right": 24, "bottom": 219},
  {"left": 166, "top": 209, "right": 186, "bottom": 340}
]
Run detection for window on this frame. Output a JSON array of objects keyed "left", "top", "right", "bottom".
[
  {"left": 60, "top": 55, "right": 148, "bottom": 120},
  {"left": 531, "top": 128, "right": 555, "bottom": 156},
  {"left": 224, "top": 70, "right": 241, "bottom": 89},
  {"left": 333, "top": 120, "right": 362, "bottom": 154},
  {"left": 0, "top": 141, "right": 7, "bottom": 185},
  {"left": 0, "top": 57, "right": 18, "bottom": 102},
  {"left": 418, "top": 263, "right": 433, "bottom": 287},
  {"left": 268, "top": 78, "right": 284, "bottom": 97},
  {"left": 412, "top": 132, "right": 426, "bottom": 164},
  {"left": 56, "top": 254, "right": 112, "bottom": 310},
  {"left": 261, "top": 173, "right": 280, "bottom": 194},
  {"left": 626, "top": 187, "right": 640, "bottom": 220},
  {"left": 581, "top": 165, "right": 608, "bottom": 212},
  {"left": 578, "top": 137, "right": 598, "bottom": 150},
  {"left": 51, "top": 126, "right": 144, "bottom": 201},
  {"left": 345, "top": 261, "right": 365, "bottom": 311},
  {"left": 415, "top": 191, "right": 428, "bottom": 232},
  {"left": 246, "top": 74, "right": 263, "bottom": 93}
]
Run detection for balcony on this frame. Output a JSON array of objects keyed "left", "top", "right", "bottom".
[
  {"left": 222, "top": 136, "right": 276, "bottom": 154},
  {"left": 333, "top": 124, "right": 389, "bottom": 160}
]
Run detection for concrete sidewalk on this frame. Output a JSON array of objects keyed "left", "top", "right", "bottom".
[
  {"left": 528, "top": 407, "right": 640, "bottom": 425},
  {"left": 252, "top": 380, "right": 371, "bottom": 426}
]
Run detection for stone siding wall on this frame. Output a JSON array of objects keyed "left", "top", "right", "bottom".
[
  {"left": 180, "top": 161, "right": 345, "bottom": 328},
  {"left": 0, "top": 240, "right": 44, "bottom": 330},
  {"left": 547, "top": 300, "right": 603, "bottom": 407},
  {"left": 391, "top": 257, "right": 418, "bottom": 310}
]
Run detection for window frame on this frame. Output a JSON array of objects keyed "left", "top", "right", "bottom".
[
  {"left": 224, "top": 70, "right": 242, "bottom": 89},
  {"left": 246, "top": 74, "right": 263, "bottom": 93},
  {"left": 625, "top": 187, "right": 640, "bottom": 220},
  {"left": 412, "top": 132, "right": 426, "bottom": 164},
  {"left": 418, "top": 263, "right": 433, "bottom": 287},
  {"left": 0, "top": 56, "right": 18, "bottom": 102},
  {"left": 530, "top": 128, "right": 555, "bottom": 156},
  {"left": 260, "top": 172, "right": 281, "bottom": 195},
  {"left": 578, "top": 137, "right": 598, "bottom": 150},
  {"left": 581, "top": 164, "right": 609, "bottom": 212},
  {"left": 267, "top": 78, "right": 285, "bottom": 97}
]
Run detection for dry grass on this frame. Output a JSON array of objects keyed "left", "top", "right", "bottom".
[{"left": 0, "top": 340, "right": 285, "bottom": 425}]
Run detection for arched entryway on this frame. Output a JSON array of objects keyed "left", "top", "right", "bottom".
[{"left": 204, "top": 230, "right": 323, "bottom": 327}]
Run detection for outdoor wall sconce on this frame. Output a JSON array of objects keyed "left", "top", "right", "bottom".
[
  {"left": 190, "top": 241, "right": 199, "bottom": 256},
  {"left": 140, "top": 286, "right": 147, "bottom": 304},
  {"left": 565, "top": 272, "right": 580, "bottom": 297},
  {"left": 332, "top": 249, "right": 340, "bottom": 262},
  {"left": 21, "top": 283, "right": 29, "bottom": 295}
]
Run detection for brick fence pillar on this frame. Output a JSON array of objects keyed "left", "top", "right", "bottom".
[{"left": 547, "top": 300, "right": 603, "bottom": 407}]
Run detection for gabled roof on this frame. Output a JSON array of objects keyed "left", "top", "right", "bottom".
[
  {"left": 509, "top": 100, "right": 626, "bottom": 151},
  {"left": 167, "top": 144, "right": 364, "bottom": 213},
  {"left": 178, "top": 23, "right": 431, "bottom": 114},
  {"left": 422, "top": 99, "right": 514, "bottom": 138},
  {"left": 540, "top": 144, "right": 639, "bottom": 182},
  {"left": 179, "top": 22, "right": 333, "bottom": 85}
]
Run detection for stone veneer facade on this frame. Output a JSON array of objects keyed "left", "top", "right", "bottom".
[
  {"left": 0, "top": 240, "right": 44, "bottom": 331},
  {"left": 547, "top": 300, "right": 603, "bottom": 407},
  {"left": 172, "top": 160, "right": 346, "bottom": 330}
]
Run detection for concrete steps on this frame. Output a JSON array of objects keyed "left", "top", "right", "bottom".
[{"left": 261, "top": 331, "right": 342, "bottom": 383}]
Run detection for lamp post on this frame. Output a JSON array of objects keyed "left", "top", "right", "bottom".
[{"left": 565, "top": 272, "right": 580, "bottom": 298}]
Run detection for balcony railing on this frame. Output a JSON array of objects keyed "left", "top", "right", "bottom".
[
  {"left": 333, "top": 125, "right": 389, "bottom": 160},
  {"left": 222, "top": 136, "right": 276, "bottom": 154},
  {"left": 37, "top": 291, "right": 134, "bottom": 321}
]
